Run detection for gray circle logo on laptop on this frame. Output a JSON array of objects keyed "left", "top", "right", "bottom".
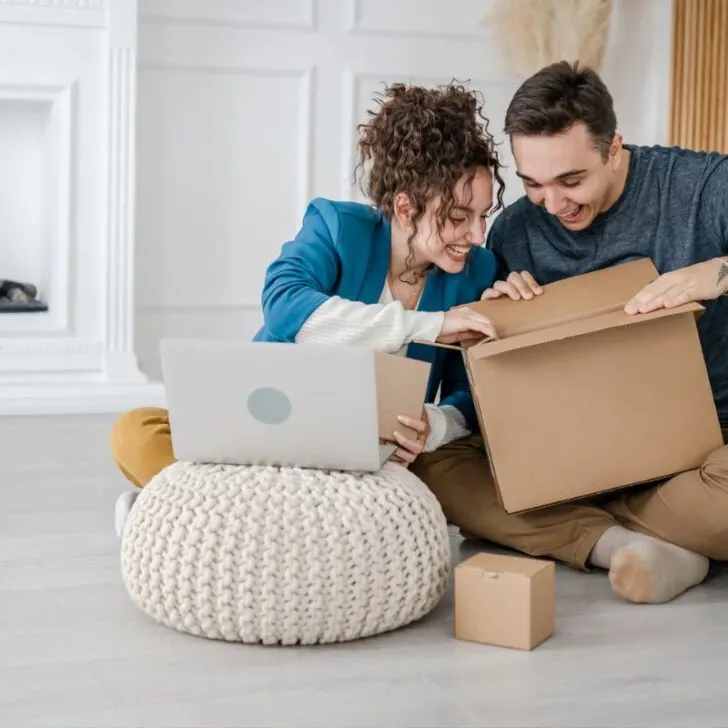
[{"left": 247, "top": 387, "right": 292, "bottom": 425}]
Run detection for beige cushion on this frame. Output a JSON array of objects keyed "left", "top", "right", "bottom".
[{"left": 120, "top": 461, "right": 450, "bottom": 645}]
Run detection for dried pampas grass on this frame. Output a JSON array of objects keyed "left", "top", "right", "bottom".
[{"left": 482, "top": 0, "right": 613, "bottom": 78}]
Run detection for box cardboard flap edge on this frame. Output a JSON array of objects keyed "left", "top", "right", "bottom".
[
  {"left": 463, "top": 257, "right": 662, "bottom": 339},
  {"left": 458, "top": 551, "right": 554, "bottom": 579},
  {"left": 468, "top": 300, "right": 704, "bottom": 359},
  {"left": 374, "top": 351, "right": 431, "bottom": 441},
  {"left": 415, "top": 259, "right": 704, "bottom": 357}
]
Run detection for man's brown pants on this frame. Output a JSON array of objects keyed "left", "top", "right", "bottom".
[
  {"left": 111, "top": 408, "right": 728, "bottom": 570},
  {"left": 411, "top": 431, "right": 728, "bottom": 569}
]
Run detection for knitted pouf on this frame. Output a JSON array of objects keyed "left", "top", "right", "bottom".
[{"left": 120, "top": 460, "right": 450, "bottom": 645}]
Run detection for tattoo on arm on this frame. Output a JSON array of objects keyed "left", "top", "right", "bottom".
[{"left": 718, "top": 261, "right": 728, "bottom": 286}]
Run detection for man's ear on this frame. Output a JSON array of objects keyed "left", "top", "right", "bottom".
[
  {"left": 393, "top": 192, "right": 413, "bottom": 228},
  {"left": 608, "top": 133, "right": 623, "bottom": 168}
]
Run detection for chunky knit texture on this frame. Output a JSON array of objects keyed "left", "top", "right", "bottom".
[{"left": 120, "top": 461, "right": 451, "bottom": 645}]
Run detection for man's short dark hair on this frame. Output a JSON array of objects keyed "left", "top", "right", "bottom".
[{"left": 504, "top": 60, "right": 617, "bottom": 159}]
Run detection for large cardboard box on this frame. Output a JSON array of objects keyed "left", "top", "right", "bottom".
[
  {"left": 454, "top": 552, "right": 555, "bottom": 650},
  {"left": 431, "top": 258, "right": 724, "bottom": 513}
]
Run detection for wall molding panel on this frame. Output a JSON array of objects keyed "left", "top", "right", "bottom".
[
  {"left": 343, "top": 0, "right": 486, "bottom": 41},
  {"left": 0, "top": 0, "right": 108, "bottom": 28},
  {"left": 139, "top": 0, "right": 316, "bottom": 32},
  {"left": 137, "top": 62, "right": 315, "bottom": 216}
]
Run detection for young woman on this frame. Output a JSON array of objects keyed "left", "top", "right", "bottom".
[{"left": 111, "top": 80, "right": 505, "bottom": 535}]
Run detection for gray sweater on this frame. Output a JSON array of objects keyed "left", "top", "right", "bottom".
[{"left": 487, "top": 144, "right": 728, "bottom": 426}]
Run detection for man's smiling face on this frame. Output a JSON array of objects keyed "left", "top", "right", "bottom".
[{"left": 511, "top": 122, "right": 624, "bottom": 231}]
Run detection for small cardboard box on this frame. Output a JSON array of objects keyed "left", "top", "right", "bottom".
[
  {"left": 454, "top": 552, "right": 555, "bottom": 650},
  {"left": 428, "top": 258, "right": 724, "bottom": 513},
  {"left": 374, "top": 351, "right": 431, "bottom": 441}
]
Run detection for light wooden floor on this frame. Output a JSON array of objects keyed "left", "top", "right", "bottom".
[{"left": 2, "top": 414, "right": 727, "bottom": 728}]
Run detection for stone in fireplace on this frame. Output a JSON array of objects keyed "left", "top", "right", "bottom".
[{"left": 0, "top": 279, "right": 47, "bottom": 312}]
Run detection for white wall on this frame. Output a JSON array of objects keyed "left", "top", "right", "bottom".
[
  {"left": 134, "top": 0, "right": 673, "bottom": 380},
  {"left": 600, "top": 0, "right": 673, "bottom": 147}
]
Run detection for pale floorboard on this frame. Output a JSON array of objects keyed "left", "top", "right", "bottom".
[{"left": 1, "top": 414, "right": 726, "bottom": 728}]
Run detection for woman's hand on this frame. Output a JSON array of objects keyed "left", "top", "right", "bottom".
[
  {"left": 437, "top": 306, "right": 497, "bottom": 344},
  {"left": 391, "top": 413, "right": 430, "bottom": 467},
  {"left": 481, "top": 271, "right": 543, "bottom": 301}
]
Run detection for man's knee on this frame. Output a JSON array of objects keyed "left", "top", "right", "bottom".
[
  {"left": 701, "top": 444, "right": 728, "bottom": 489},
  {"left": 696, "top": 446, "right": 728, "bottom": 559}
]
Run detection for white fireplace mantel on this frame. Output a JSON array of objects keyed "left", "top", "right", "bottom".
[{"left": 0, "top": 0, "right": 164, "bottom": 414}]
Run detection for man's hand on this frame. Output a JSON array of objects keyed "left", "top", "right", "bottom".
[
  {"left": 624, "top": 258, "right": 728, "bottom": 315},
  {"left": 391, "top": 413, "right": 430, "bottom": 467},
  {"left": 481, "top": 271, "right": 543, "bottom": 301}
]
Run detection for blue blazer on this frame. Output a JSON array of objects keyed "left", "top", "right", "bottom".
[{"left": 253, "top": 197, "right": 497, "bottom": 432}]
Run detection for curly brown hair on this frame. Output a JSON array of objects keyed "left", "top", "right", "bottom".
[{"left": 354, "top": 80, "right": 506, "bottom": 280}]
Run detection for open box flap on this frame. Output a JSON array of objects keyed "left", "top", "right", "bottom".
[
  {"left": 374, "top": 351, "right": 431, "bottom": 439},
  {"left": 413, "top": 337, "right": 490, "bottom": 352},
  {"left": 458, "top": 257, "right": 661, "bottom": 339},
  {"left": 467, "top": 301, "right": 704, "bottom": 359},
  {"left": 414, "top": 259, "right": 699, "bottom": 356}
]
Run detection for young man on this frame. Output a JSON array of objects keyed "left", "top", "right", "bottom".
[{"left": 411, "top": 60, "right": 728, "bottom": 605}]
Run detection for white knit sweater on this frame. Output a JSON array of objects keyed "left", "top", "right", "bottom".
[{"left": 295, "top": 284, "right": 471, "bottom": 452}]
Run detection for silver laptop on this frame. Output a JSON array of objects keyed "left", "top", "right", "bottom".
[{"left": 159, "top": 338, "right": 397, "bottom": 472}]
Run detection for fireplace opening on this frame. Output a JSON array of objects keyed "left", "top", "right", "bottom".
[{"left": 0, "top": 96, "right": 57, "bottom": 321}]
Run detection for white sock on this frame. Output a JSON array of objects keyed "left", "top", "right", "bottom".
[
  {"left": 114, "top": 490, "right": 139, "bottom": 539},
  {"left": 589, "top": 526, "right": 709, "bottom": 604}
]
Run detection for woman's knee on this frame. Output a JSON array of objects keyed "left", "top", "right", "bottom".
[{"left": 110, "top": 407, "right": 172, "bottom": 487}]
